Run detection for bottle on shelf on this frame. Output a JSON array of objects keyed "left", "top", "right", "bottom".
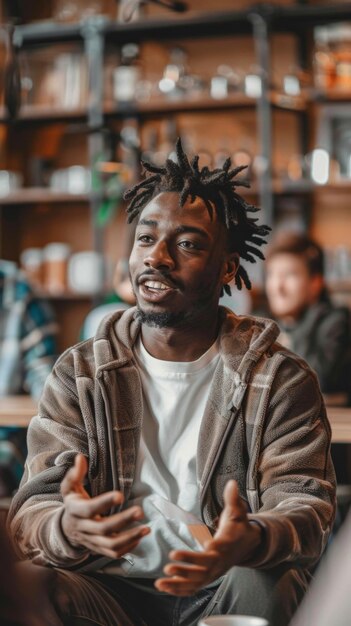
[
  {"left": 113, "top": 43, "right": 141, "bottom": 104},
  {"left": 43, "top": 243, "right": 71, "bottom": 295}
]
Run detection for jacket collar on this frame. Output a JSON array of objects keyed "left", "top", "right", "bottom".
[{"left": 93, "top": 305, "right": 280, "bottom": 379}]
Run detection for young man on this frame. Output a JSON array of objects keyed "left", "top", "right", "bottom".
[{"left": 8, "top": 141, "right": 335, "bottom": 626}]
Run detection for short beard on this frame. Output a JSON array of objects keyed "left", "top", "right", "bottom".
[{"left": 136, "top": 308, "right": 188, "bottom": 328}]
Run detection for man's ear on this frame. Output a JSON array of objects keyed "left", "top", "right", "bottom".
[
  {"left": 310, "top": 273, "right": 324, "bottom": 302},
  {"left": 222, "top": 252, "right": 239, "bottom": 287}
]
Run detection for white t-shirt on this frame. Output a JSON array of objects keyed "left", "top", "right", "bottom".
[{"left": 103, "top": 336, "right": 219, "bottom": 578}]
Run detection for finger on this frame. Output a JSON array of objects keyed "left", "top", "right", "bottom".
[
  {"left": 218, "top": 480, "right": 248, "bottom": 528},
  {"left": 81, "top": 537, "right": 142, "bottom": 561},
  {"left": 168, "top": 549, "right": 219, "bottom": 567},
  {"left": 77, "top": 506, "right": 146, "bottom": 535},
  {"left": 155, "top": 576, "right": 199, "bottom": 596},
  {"left": 164, "top": 562, "right": 207, "bottom": 582},
  {"left": 84, "top": 525, "right": 150, "bottom": 557},
  {"left": 85, "top": 535, "right": 145, "bottom": 560},
  {"left": 61, "top": 454, "right": 88, "bottom": 497},
  {"left": 66, "top": 490, "right": 124, "bottom": 518}
]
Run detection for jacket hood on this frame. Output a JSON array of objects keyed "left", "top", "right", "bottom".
[
  {"left": 217, "top": 308, "right": 280, "bottom": 381},
  {"left": 92, "top": 305, "right": 281, "bottom": 382}
]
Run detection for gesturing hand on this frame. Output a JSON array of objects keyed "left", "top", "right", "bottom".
[
  {"left": 155, "top": 480, "right": 262, "bottom": 596},
  {"left": 61, "top": 454, "right": 150, "bottom": 559}
]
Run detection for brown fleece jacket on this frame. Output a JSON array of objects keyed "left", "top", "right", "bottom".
[{"left": 8, "top": 307, "right": 336, "bottom": 572}]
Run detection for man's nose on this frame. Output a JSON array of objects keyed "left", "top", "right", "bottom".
[{"left": 144, "top": 240, "right": 175, "bottom": 270}]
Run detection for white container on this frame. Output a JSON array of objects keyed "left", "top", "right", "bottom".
[
  {"left": 244, "top": 74, "right": 262, "bottom": 98},
  {"left": 113, "top": 65, "right": 140, "bottom": 102},
  {"left": 0, "top": 170, "right": 23, "bottom": 197},
  {"left": 50, "top": 166, "right": 91, "bottom": 194},
  {"left": 210, "top": 76, "right": 228, "bottom": 100},
  {"left": 198, "top": 617, "right": 269, "bottom": 626},
  {"left": 43, "top": 243, "right": 71, "bottom": 293},
  {"left": 20, "top": 247, "right": 44, "bottom": 287},
  {"left": 68, "top": 251, "right": 104, "bottom": 294}
]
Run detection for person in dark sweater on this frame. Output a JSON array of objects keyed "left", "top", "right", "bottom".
[
  {"left": 265, "top": 232, "right": 351, "bottom": 402},
  {"left": 265, "top": 232, "right": 351, "bottom": 484}
]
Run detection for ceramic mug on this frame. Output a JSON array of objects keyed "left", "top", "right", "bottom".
[{"left": 198, "top": 616, "right": 269, "bottom": 626}]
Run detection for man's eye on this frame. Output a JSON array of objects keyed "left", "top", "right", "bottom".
[
  {"left": 138, "top": 235, "right": 153, "bottom": 244},
  {"left": 178, "top": 240, "right": 197, "bottom": 250}
]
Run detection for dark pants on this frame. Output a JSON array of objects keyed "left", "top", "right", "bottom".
[{"left": 45, "top": 564, "right": 310, "bottom": 626}]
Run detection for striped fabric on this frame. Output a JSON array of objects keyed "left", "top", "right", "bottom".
[
  {"left": 0, "top": 260, "right": 57, "bottom": 398},
  {"left": 0, "top": 260, "right": 58, "bottom": 494}
]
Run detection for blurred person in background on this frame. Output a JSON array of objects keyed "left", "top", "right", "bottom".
[
  {"left": 0, "top": 259, "right": 57, "bottom": 497},
  {"left": 264, "top": 232, "right": 351, "bottom": 488},
  {"left": 81, "top": 257, "right": 136, "bottom": 340},
  {"left": 265, "top": 232, "right": 351, "bottom": 403}
]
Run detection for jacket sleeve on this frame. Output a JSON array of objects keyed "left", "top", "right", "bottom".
[
  {"left": 8, "top": 349, "right": 91, "bottom": 568},
  {"left": 246, "top": 355, "right": 336, "bottom": 570}
]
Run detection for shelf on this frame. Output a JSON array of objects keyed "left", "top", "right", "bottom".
[
  {"left": 309, "top": 88, "right": 351, "bottom": 104},
  {"left": 273, "top": 180, "right": 351, "bottom": 194},
  {"left": 2, "top": 179, "right": 349, "bottom": 207},
  {"left": 5, "top": 90, "right": 351, "bottom": 128},
  {"left": 269, "top": 89, "right": 351, "bottom": 110},
  {"left": 13, "top": 11, "right": 252, "bottom": 48},
  {"left": 0, "top": 96, "right": 257, "bottom": 126},
  {"left": 328, "top": 281, "right": 351, "bottom": 293},
  {"left": 272, "top": 179, "right": 314, "bottom": 194},
  {"left": 0, "top": 92, "right": 307, "bottom": 127},
  {"left": 313, "top": 180, "right": 351, "bottom": 193},
  {"left": 105, "top": 94, "right": 258, "bottom": 118},
  {"left": 4, "top": 90, "right": 350, "bottom": 128},
  {"left": 0, "top": 188, "right": 91, "bottom": 205},
  {"left": 0, "top": 183, "right": 257, "bottom": 206},
  {"left": 0, "top": 105, "right": 91, "bottom": 125},
  {"left": 13, "top": 5, "right": 351, "bottom": 49},
  {"left": 37, "top": 290, "right": 95, "bottom": 301}
]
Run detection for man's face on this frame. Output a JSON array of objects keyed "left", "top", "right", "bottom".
[
  {"left": 129, "top": 191, "right": 237, "bottom": 328},
  {"left": 265, "top": 253, "right": 320, "bottom": 320}
]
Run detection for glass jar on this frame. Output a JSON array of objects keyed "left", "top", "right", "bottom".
[{"left": 43, "top": 243, "right": 71, "bottom": 294}]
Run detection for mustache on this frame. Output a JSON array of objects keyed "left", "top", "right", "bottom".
[{"left": 136, "top": 269, "right": 181, "bottom": 290}]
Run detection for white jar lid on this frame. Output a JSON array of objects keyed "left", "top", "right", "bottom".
[
  {"left": 20, "top": 248, "right": 43, "bottom": 267},
  {"left": 43, "top": 243, "right": 71, "bottom": 261}
]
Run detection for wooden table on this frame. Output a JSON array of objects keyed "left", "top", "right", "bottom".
[
  {"left": 327, "top": 407, "right": 351, "bottom": 444},
  {"left": 0, "top": 397, "right": 350, "bottom": 443},
  {"left": 0, "top": 396, "right": 37, "bottom": 427}
]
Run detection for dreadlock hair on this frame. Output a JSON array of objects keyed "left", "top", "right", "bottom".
[{"left": 124, "top": 138, "right": 271, "bottom": 293}]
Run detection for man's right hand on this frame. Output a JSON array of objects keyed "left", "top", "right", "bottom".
[{"left": 61, "top": 454, "right": 150, "bottom": 559}]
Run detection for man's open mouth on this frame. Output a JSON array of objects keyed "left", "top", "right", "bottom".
[{"left": 144, "top": 280, "right": 172, "bottom": 292}]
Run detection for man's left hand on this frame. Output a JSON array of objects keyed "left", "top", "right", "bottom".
[{"left": 155, "top": 480, "right": 262, "bottom": 596}]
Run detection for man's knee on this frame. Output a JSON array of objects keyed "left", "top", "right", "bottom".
[
  {"left": 209, "top": 565, "right": 310, "bottom": 626},
  {"left": 14, "top": 561, "right": 63, "bottom": 625}
]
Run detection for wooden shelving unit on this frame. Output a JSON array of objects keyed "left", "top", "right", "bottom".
[
  {"left": 3, "top": 87, "right": 351, "bottom": 129},
  {"left": 2, "top": 1, "right": 351, "bottom": 351},
  {"left": 0, "top": 189, "right": 90, "bottom": 205},
  {"left": 7, "top": 179, "right": 350, "bottom": 207}
]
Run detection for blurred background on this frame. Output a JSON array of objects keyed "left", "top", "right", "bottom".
[{"left": 2, "top": 0, "right": 351, "bottom": 352}]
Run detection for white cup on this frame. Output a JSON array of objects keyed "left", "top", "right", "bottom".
[
  {"left": 68, "top": 251, "right": 104, "bottom": 294},
  {"left": 198, "top": 616, "right": 269, "bottom": 626}
]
